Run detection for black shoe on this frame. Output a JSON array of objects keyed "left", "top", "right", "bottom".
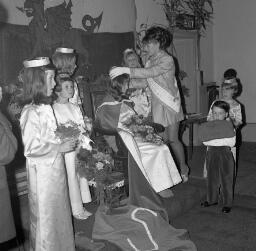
[
  {"left": 222, "top": 207, "right": 231, "bottom": 213},
  {"left": 201, "top": 201, "right": 218, "bottom": 207}
]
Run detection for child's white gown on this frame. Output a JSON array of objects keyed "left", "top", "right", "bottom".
[{"left": 53, "top": 102, "right": 91, "bottom": 215}]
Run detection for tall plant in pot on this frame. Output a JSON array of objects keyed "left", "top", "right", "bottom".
[{"left": 184, "top": 0, "right": 213, "bottom": 30}]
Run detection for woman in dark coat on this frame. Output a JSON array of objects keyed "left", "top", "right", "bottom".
[{"left": 0, "top": 85, "right": 17, "bottom": 244}]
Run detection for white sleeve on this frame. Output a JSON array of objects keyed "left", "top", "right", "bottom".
[{"left": 203, "top": 136, "right": 236, "bottom": 147}]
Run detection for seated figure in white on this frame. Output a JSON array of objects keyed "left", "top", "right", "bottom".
[{"left": 95, "top": 71, "right": 182, "bottom": 198}]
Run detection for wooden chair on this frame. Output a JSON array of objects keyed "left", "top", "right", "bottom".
[{"left": 87, "top": 81, "right": 129, "bottom": 199}]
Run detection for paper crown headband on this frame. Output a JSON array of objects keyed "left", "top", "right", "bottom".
[
  {"left": 223, "top": 78, "right": 236, "bottom": 84},
  {"left": 23, "top": 57, "right": 51, "bottom": 68},
  {"left": 55, "top": 47, "right": 74, "bottom": 53},
  {"left": 124, "top": 48, "right": 134, "bottom": 53}
]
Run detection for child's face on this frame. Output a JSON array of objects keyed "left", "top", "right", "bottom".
[
  {"left": 125, "top": 54, "right": 140, "bottom": 68},
  {"left": 221, "top": 86, "right": 234, "bottom": 100},
  {"left": 143, "top": 40, "right": 160, "bottom": 57},
  {"left": 58, "top": 81, "right": 74, "bottom": 100},
  {"left": 212, "top": 106, "right": 228, "bottom": 120},
  {"left": 121, "top": 79, "right": 129, "bottom": 93},
  {"left": 45, "top": 70, "right": 56, "bottom": 96}
]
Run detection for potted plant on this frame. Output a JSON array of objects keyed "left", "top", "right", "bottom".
[
  {"left": 162, "top": 0, "right": 186, "bottom": 27},
  {"left": 184, "top": 0, "right": 213, "bottom": 30},
  {"left": 156, "top": 0, "right": 214, "bottom": 31}
]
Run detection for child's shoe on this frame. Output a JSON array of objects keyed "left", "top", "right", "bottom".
[
  {"left": 201, "top": 201, "right": 218, "bottom": 207},
  {"left": 222, "top": 207, "right": 231, "bottom": 213},
  {"left": 74, "top": 210, "right": 92, "bottom": 220},
  {"left": 181, "top": 174, "right": 188, "bottom": 183}
]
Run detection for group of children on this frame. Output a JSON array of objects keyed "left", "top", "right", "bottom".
[
  {"left": 17, "top": 25, "right": 243, "bottom": 250},
  {"left": 200, "top": 68, "right": 243, "bottom": 213}
]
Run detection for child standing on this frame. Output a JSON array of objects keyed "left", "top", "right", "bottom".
[
  {"left": 19, "top": 57, "right": 76, "bottom": 250},
  {"left": 52, "top": 47, "right": 83, "bottom": 109},
  {"left": 200, "top": 101, "right": 236, "bottom": 213},
  {"left": 207, "top": 79, "right": 243, "bottom": 162},
  {"left": 52, "top": 76, "right": 92, "bottom": 220},
  {"left": 110, "top": 26, "right": 189, "bottom": 181}
]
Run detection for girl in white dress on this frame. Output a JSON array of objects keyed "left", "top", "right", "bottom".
[
  {"left": 19, "top": 57, "right": 76, "bottom": 251},
  {"left": 52, "top": 47, "right": 83, "bottom": 109},
  {"left": 53, "top": 75, "right": 92, "bottom": 220}
]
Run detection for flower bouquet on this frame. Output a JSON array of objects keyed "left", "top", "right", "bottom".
[
  {"left": 55, "top": 120, "right": 81, "bottom": 141},
  {"left": 76, "top": 145, "right": 125, "bottom": 208},
  {"left": 122, "top": 114, "right": 164, "bottom": 145},
  {"left": 55, "top": 120, "right": 92, "bottom": 150}
]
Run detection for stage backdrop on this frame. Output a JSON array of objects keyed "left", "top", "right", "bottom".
[{"left": 0, "top": 0, "right": 136, "bottom": 83}]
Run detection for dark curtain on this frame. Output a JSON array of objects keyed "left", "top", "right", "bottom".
[{"left": 0, "top": 22, "right": 134, "bottom": 84}]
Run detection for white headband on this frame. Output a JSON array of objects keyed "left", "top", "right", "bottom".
[
  {"left": 55, "top": 47, "right": 74, "bottom": 53},
  {"left": 124, "top": 48, "right": 135, "bottom": 54},
  {"left": 23, "top": 57, "right": 50, "bottom": 68},
  {"left": 223, "top": 78, "right": 237, "bottom": 84}
]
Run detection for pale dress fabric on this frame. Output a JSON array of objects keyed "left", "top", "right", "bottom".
[
  {"left": 96, "top": 97, "right": 182, "bottom": 193},
  {"left": 130, "top": 51, "right": 184, "bottom": 127},
  {"left": 20, "top": 104, "right": 75, "bottom": 251},
  {"left": 69, "top": 81, "right": 82, "bottom": 105},
  {"left": 129, "top": 78, "right": 151, "bottom": 117},
  {"left": 53, "top": 102, "right": 92, "bottom": 215}
]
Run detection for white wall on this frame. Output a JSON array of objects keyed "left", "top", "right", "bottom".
[
  {"left": 135, "top": 0, "right": 168, "bottom": 29},
  {"left": 213, "top": 0, "right": 256, "bottom": 141}
]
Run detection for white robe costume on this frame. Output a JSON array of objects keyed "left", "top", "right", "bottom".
[
  {"left": 53, "top": 102, "right": 91, "bottom": 216},
  {"left": 95, "top": 95, "right": 182, "bottom": 193},
  {"left": 20, "top": 104, "right": 75, "bottom": 251}
]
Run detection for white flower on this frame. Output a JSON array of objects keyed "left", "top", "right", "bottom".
[
  {"left": 96, "top": 162, "right": 104, "bottom": 170},
  {"left": 80, "top": 135, "right": 93, "bottom": 150}
]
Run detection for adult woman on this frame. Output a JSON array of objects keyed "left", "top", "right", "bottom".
[
  {"left": 0, "top": 84, "right": 17, "bottom": 247},
  {"left": 19, "top": 57, "right": 76, "bottom": 251},
  {"left": 110, "top": 26, "right": 189, "bottom": 181}
]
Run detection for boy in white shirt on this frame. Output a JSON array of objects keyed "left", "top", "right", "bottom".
[{"left": 199, "top": 100, "right": 235, "bottom": 213}]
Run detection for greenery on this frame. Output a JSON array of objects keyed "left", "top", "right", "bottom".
[
  {"left": 154, "top": 0, "right": 214, "bottom": 31},
  {"left": 77, "top": 143, "right": 125, "bottom": 207}
]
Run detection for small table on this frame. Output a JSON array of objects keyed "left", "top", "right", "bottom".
[{"left": 180, "top": 114, "right": 207, "bottom": 160}]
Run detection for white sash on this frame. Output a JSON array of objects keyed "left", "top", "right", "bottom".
[
  {"left": 147, "top": 78, "right": 180, "bottom": 113},
  {"left": 145, "top": 61, "right": 181, "bottom": 113}
]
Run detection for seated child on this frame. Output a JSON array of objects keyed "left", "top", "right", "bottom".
[
  {"left": 52, "top": 75, "right": 92, "bottom": 220},
  {"left": 199, "top": 100, "right": 236, "bottom": 213},
  {"left": 95, "top": 71, "right": 182, "bottom": 198}
]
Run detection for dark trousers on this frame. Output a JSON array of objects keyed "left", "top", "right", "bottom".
[{"left": 206, "top": 146, "right": 235, "bottom": 207}]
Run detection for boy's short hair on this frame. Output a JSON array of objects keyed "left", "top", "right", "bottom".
[
  {"left": 212, "top": 100, "right": 230, "bottom": 113},
  {"left": 223, "top": 68, "right": 237, "bottom": 79}
]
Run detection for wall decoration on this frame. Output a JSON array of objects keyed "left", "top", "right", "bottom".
[{"left": 82, "top": 11, "right": 103, "bottom": 33}]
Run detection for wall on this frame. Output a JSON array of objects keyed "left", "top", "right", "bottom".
[
  {"left": 213, "top": 0, "right": 256, "bottom": 141},
  {"left": 0, "top": 0, "right": 136, "bottom": 32}
]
